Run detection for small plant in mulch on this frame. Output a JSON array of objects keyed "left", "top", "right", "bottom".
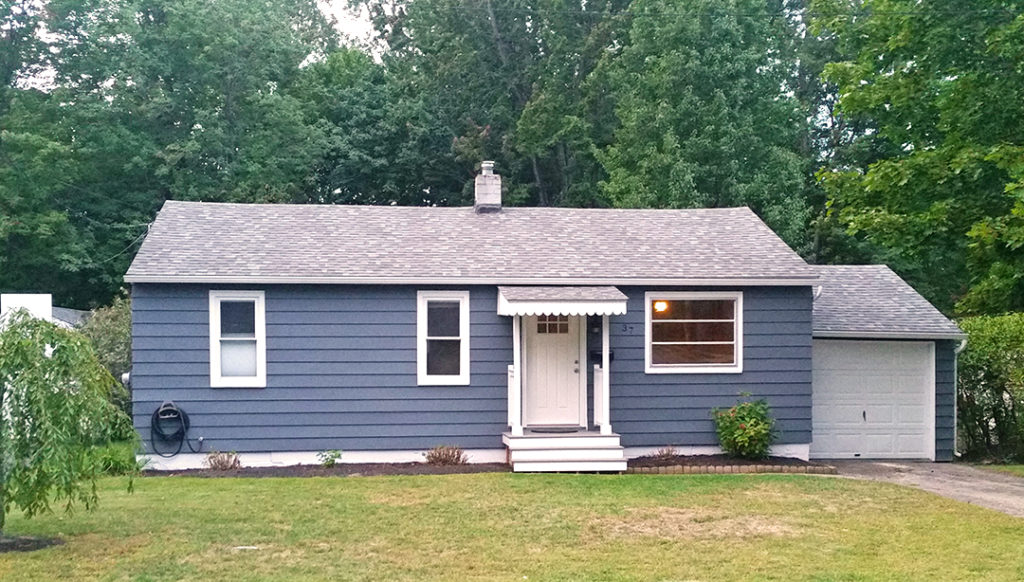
[
  {"left": 204, "top": 450, "right": 242, "bottom": 471},
  {"left": 654, "top": 446, "right": 678, "bottom": 461},
  {"left": 317, "top": 450, "right": 342, "bottom": 468},
  {"left": 712, "top": 394, "right": 777, "bottom": 460},
  {"left": 424, "top": 445, "right": 468, "bottom": 465}
]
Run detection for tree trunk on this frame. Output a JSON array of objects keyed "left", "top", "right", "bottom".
[{"left": 531, "top": 156, "right": 548, "bottom": 206}]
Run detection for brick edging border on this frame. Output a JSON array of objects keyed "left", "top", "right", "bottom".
[{"left": 626, "top": 464, "right": 837, "bottom": 475}]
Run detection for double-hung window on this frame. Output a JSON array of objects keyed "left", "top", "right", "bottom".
[
  {"left": 417, "top": 291, "right": 470, "bottom": 385},
  {"left": 644, "top": 291, "right": 743, "bottom": 374},
  {"left": 209, "top": 290, "right": 267, "bottom": 387}
]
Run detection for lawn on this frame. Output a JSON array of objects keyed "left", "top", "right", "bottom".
[
  {"left": 2, "top": 473, "right": 1023, "bottom": 581},
  {"left": 978, "top": 464, "right": 1024, "bottom": 478}
]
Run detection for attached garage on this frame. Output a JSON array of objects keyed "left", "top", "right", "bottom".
[
  {"left": 811, "top": 340, "right": 934, "bottom": 459},
  {"left": 811, "top": 266, "right": 965, "bottom": 461}
]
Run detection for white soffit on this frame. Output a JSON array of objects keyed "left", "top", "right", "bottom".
[{"left": 497, "top": 286, "right": 628, "bottom": 316}]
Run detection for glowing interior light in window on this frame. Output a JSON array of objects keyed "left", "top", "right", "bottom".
[{"left": 653, "top": 301, "right": 669, "bottom": 313}]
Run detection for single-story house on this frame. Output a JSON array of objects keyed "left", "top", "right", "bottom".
[{"left": 126, "top": 162, "right": 964, "bottom": 471}]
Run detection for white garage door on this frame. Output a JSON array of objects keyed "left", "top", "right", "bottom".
[{"left": 812, "top": 340, "right": 935, "bottom": 460}]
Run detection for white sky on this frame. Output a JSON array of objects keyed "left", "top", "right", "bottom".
[{"left": 322, "top": 1, "right": 376, "bottom": 45}]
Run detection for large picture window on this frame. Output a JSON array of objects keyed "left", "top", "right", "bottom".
[
  {"left": 417, "top": 291, "right": 470, "bottom": 385},
  {"left": 644, "top": 292, "right": 742, "bottom": 374},
  {"left": 209, "top": 290, "right": 266, "bottom": 387}
]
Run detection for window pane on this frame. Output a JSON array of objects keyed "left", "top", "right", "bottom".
[
  {"left": 221, "top": 301, "right": 256, "bottom": 336},
  {"left": 652, "top": 343, "right": 734, "bottom": 365},
  {"left": 221, "top": 340, "right": 257, "bottom": 376},
  {"left": 652, "top": 321, "right": 734, "bottom": 342},
  {"left": 652, "top": 299, "right": 734, "bottom": 320},
  {"left": 427, "top": 301, "right": 460, "bottom": 337},
  {"left": 426, "top": 339, "right": 461, "bottom": 375}
]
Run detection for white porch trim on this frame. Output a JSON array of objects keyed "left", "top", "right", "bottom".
[{"left": 141, "top": 448, "right": 508, "bottom": 471}]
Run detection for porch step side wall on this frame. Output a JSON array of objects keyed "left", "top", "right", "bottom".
[
  {"left": 131, "top": 283, "right": 513, "bottom": 454},
  {"left": 605, "top": 286, "right": 813, "bottom": 449}
]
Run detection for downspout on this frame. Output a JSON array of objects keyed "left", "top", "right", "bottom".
[{"left": 953, "top": 338, "right": 968, "bottom": 457}]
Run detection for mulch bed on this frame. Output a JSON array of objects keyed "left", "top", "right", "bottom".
[
  {"left": 628, "top": 454, "right": 836, "bottom": 475},
  {"left": 0, "top": 536, "right": 64, "bottom": 554},
  {"left": 143, "top": 462, "right": 512, "bottom": 478}
]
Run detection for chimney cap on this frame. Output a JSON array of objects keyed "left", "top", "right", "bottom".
[{"left": 480, "top": 160, "right": 495, "bottom": 175}]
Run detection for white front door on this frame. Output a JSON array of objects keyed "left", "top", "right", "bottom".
[
  {"left": 811, "top": 340, "right": 935, "bottom": 460},
  {"left": 523, "top": 315, "right": 585, "bottom": 427}
]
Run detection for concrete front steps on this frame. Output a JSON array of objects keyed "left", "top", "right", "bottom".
[{"left": 502, "top": 430, "right": 627, "bottom": 472}]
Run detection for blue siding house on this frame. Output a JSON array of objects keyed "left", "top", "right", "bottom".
[{"left": 126, "top": 162, "right": 965, "bottom": 471}]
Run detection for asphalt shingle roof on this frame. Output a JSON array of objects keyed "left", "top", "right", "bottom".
[
  {"left": 125, "top": 201, "right": 817, "bottom": 284},
  {"left": 812, "top": 265, "right": 964, "bottom": 339}
]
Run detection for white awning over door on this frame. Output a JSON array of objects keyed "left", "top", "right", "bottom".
[{"left": 497, "top": 286, "right": 628, "bottom": 316}]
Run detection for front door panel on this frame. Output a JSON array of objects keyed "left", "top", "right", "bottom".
[{"left": 523, "top": 315, "right": 582, "bottom": 426}]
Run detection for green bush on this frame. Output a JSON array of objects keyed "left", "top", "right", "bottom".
[
  {"left": 91, "top": 441, "right": 146, "bottom": 475},
  {"left": 712, "top": 395, "right": 776, "bottom": 460},
  {"left": 958, "top": 313, "right": 1024, "bottom": 461},
  {"left": 317, "top": 449, "right": 342, "bottom": 468}
]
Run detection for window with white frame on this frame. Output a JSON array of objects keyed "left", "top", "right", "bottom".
[
  {"left": 209, "top": 290, "right": 266, "bottom": 387},
  {"left": 417, "top": 291, "right": 470, "bottom": 385},
  {"left": 645, "top": 291, "right": 743, "bottom": 373}
]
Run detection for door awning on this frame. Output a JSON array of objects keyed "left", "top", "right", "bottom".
[{"left": 497, "top": 286, "right": 628, "bottom": 316}]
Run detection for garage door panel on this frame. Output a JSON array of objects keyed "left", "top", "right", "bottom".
[
  {"left": 898, "top": 405, "right": 926, "bottom": 422},
  {"left": 812, "top": 340, "right": 934, "bottom": 460},
  {"left": 814, "top": 404, "right": 870, "bottom": 424},
  {"left": 863, "top": 405, "right": 893, "bottom": 423}
]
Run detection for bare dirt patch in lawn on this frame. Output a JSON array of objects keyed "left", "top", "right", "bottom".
[
  {"left": 591, "top": 506, "right": 799, "bottom": 540},
  {"left": 0, "top": 535, "right": 64, "bottom": 553}
]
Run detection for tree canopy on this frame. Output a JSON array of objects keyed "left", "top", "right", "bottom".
[{"left": 1, "top": 0, "right": 1019, "bottom": 318}]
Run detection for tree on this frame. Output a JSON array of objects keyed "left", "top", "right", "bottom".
[
  {"left": 0, "top": 311, "right": 125, "bottom": 535},
  {"left": 0, "top": 0, "right": 339, "bottom": 309},
  {"left": 596, "top": 0, "right": 812, "bottom": 248},
  {"left": 813, "top": 0, "right": 1024, "bottom": 313}
]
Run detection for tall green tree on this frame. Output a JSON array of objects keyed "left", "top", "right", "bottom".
[
  {"left": 813, "top": 0, "right": 1024, "bottom": 313},
  {"left": 0, "top": 0, "right": 339, "bottom": 308},
  {"left": 354, "top": 0, "right": 630, "bottom": 206},
  {"left": 596, "top": 0, "right": 812, "bottom": 247}
]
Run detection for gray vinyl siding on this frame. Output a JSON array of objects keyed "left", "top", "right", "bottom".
[
  {"left": 598, "top": 286, "right": 813, "bottom": 448},
  {"left": 132, "top": 283, "right": 813, "bottom": 454},
  {"left": 935, "top": 339, "right": 957, "bottom": 461},
  {"left": 132, "top": 284, "right": 512, "bottom": 453}
]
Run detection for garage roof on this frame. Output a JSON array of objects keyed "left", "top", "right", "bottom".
[{"left": 813, "top": 265, "right": 964, "bottom": 340}]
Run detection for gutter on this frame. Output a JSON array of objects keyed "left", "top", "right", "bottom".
[{"left": 953, "top": 337, "right": 968, "bottom": 457}]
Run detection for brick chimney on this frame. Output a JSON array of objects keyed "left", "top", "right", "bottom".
[{"left": 474, "top": 161, "right": 501, "bottom": 213}]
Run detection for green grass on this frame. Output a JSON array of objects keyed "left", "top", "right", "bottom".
[
  {"left": 2, "top": 473, "right": 1023, "bottom": 581},
  {"left": 978, "top": 464, "right": 1024, "bottom": 478}
]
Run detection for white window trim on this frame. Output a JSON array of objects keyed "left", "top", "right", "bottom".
[
  {"left": 209, "top": 290, "right": 267, "bottom": 388},
  {"left": 644, "top": 291, "right": 743, "bottom": 374},
  {"left": 417, "top": 290, "right": 471, "bottom": 386}
]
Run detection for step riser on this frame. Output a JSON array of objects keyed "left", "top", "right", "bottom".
[
  {"left": 503, "top": 436, "right": 622, "bottom": 449},
  {"left": 512, "top": 461, "right": 628, "bottom": 473},
  {"left": 510, "top": 448, "right": 625, "bottom": 462}
]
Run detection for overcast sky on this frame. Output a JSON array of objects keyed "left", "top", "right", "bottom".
[{"left": 323, "top": 1, "right": 376, "bottom": 45}]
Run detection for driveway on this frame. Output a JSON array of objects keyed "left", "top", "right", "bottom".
[{"left": 831, "top": 460, "right": 1024, "bottom": 519}]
